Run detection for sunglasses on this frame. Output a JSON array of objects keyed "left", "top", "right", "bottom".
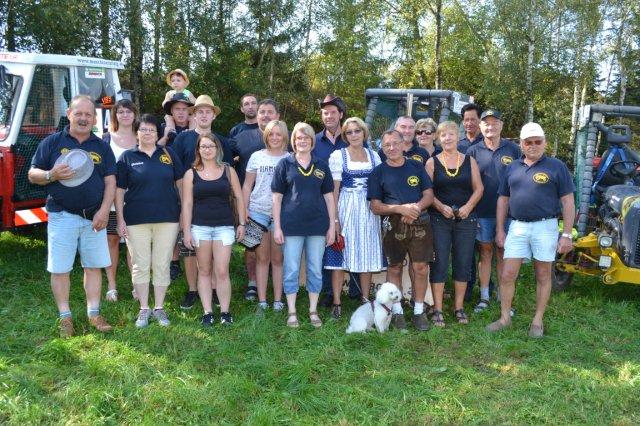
[
  {"left": 345, "top": 128, "right": 363, "bottom": 136},
  {"left": 523, "top": 139, "right": 544, "bottom": 146},
  {"left": 416, "top": 130, "right": 434, "bottom": 136}
]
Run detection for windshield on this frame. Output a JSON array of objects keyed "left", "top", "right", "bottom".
[
  {"left": 78, "top": 66, "right": 117, "bottom": 107},
  {"left": 0, "top": 66, "right": 22, "bottom": 141}
]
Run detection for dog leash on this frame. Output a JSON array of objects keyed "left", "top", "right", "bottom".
[{"left": 371, "top": 300, "right": 392, "bottom": 317}]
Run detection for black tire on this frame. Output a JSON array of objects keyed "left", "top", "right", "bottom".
[{"left": 552, "top": 262, "right": 574, "bottom": 292}]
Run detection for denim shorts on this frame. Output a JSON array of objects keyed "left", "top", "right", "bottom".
[
  {"left": 191, "top": 224, "right": 235, "bottom": 246},
  {"left": 47, "top": 210, "right": 111, "bottom": 273},
  {"left": 504, "top": 218, "right": 558, "bottom": 262},
  {"left": 249, "top": 210, "right": 274, "bottom": 232},
  {"left": 476, "top": 217, "right": 512, "bottom": 243}
]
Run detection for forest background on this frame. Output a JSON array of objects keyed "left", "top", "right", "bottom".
[{"left": 1, "top": 0, "right": 639, "bottom": 160}]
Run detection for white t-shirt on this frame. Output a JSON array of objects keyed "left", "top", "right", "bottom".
[{"left": 246, "top": 149, "right": 289, "bottom": 216}]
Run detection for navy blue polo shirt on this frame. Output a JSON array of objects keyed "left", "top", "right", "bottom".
[
  {"left": 313, "top": 129, "right": 347, "bottom": 162},
  {"left": 159, "top": 123, "right": 189, "bottom": 148},
  {"left": 31, "top": 126, "right": 116, "bottom": 213},
  {"left": 499, "top": 155, "right": 575, "bottom": 221},
  {"left": 116, "top": 146, "right": 184, "bottom": 226},
  {"left": 458, "top": 133, "right": 483, "bottom": 154},
  {"left": 229, "top": 128, "right": 264, "bottom": 185},
  {"left": 271, "top": 154, "right": 334, "bottom": 236},
  {"left": 466, "top": 139, "right": 521, "bottom": 218},
  {"left": 229, "top": 121, "right": 259, "bottom": 138},
  {"left": 378, "top": 143, "right": 430, "bottom": 166},
  {"left": 368, "top": 159, "right": 433, "bottom": 221},
  {"left": 172, "top": 130, "right": 233, "bottom": 172}
]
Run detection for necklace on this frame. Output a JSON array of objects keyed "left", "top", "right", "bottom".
[
  {"left": 442, "top": 152, "right": 461, "bottom": 177},
  {"left": 298, "top": 163, "right": 314, "bottom": 177}
]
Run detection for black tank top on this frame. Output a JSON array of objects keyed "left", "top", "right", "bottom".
[
  {"left": 431, "top": 154, "right": 474, "bottom": 212},
  {"left": 192, "top": 169, "right": 234, "bottom": 227}
]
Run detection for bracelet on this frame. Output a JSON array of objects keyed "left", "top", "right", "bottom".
[{"left": 561, "top": 232, "right": 572, "bottom": 239}]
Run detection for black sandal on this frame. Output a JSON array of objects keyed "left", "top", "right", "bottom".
[
  {"left": 432, "top": 310, "right": 445, "bottom": 327},
  {"left": 454, "top": 309, "right": 469, "bottom": 325},
  {"left": 330, "top": 304, "right": 342, "bottom": 319}
]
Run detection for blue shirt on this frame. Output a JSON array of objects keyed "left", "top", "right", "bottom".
[
  {"left": 313, "top": 129, "right": 347, "bottom": 162},
  {"left": 31, "top": 126, "right": 116, "bottom": 213},
  {"left": 466, "top": 138, "right": 521, "bottom": 218},
  {"left": 116, "top": 146, "right": 184, "bottom": 226},
  {"left": 229, "top": 128, "right": 264, "bottom": 185},
  {"left": 172, "top": 130, "right": 233, "bottom": 173},
  {"left": 378, "top": 143, "right": 430, "bottom": 166},
  {"left": 271, "top": 154, "right": 334, "bottom": 236},
  {"left": 159, "top": 123, "right": 189, "bottom": 148},
  {"left": 458, "top": 133, "right": 483, "bottom": 154},
  {"left": 499, "top": 155, "right": 575, "bottom": 221},
  {"left": 229, "top": 122, "right": 259, "bottom": 138}
]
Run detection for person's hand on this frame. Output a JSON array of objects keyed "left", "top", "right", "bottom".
[
  {"left": 557, "top": 235, "right": 573, "bottom": 254},
  {"left": 92, "top": 208, "right": 109, "bottom": 231},
  {"left": 495, "top": 229, "right": 506, "bottom": 249},
  {"left": 457, "top": 204, "right": 472, "bottom": 220},
  {"left": 117, "top": 219, "right": 127, "bottom": 238},
  {"left": 274, "top": 227, "right": 284, "bottom": 245},
  {"left": 334, "top": 221, "right": 341, "bottom": 237},
  {"left": 183, "top": 231, "right": 195, "bottom": 251},
  {"left": 50, "top": 163, "right": 75, "bottom": 182},
  {"left": 236, "top": 225, "right": 245, "bottom": 242},
  {"left": 326, "top": 224, "right": 336, "bottom": 246},
  {"left": 400, "top": 215, "right": 416, "bottom": 224},
  {"left": 401, "top": 203, "right": 420, "bottom": 220},
  {"left": 440, "top": 205, "right": 455, "bottom": 219}
]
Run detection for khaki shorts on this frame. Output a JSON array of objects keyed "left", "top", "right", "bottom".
[{"left": 382, "top": 215, "right": 434, "bottom": 265}]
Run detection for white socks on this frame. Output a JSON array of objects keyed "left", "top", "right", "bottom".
[{"left": 414, "top": 302, "right": 424, "bottom": 315}]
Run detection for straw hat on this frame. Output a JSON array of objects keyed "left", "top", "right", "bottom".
[
  {"left": 166, "top": 69, "right": 190, "bottom": 86},
  {"left": 190, "top": 95, "right": 221, "bottom": 116}
]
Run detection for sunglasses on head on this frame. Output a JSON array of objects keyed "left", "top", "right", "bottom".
[
  {"left": 523, "top": 139, "right": 544, "bottom": 146},
  {"left": 416, "top": 129, "right": 434, "bottom": 136}
]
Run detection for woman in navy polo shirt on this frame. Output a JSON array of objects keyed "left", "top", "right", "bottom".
[
  {"left": 115, "top": 114, "right": 184, "bottom": 329},
  {"left": 182, "top": 133, "right": 246, "bottom": 327},
  {"left": 272, "top": 122, "right": 336, "bottom": 328}
]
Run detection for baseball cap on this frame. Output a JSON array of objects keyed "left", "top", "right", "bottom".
[
  {"left": 520, "top": 122, "right": 545, "bottom": 140},
  {"left": 480, "top": 109, "right": 502, "bottom": 121}
]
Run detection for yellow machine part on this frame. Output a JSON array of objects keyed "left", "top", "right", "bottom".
[{"left": 555, "top": 233, "right": 640, "bottom": 285}]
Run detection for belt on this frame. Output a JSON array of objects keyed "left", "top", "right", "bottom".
[
  {"left": 66, "top": 205, "right": 100, "bottom": 220},
  {"left": 514, "top": 216, "right": 557, "bottom": 223}
]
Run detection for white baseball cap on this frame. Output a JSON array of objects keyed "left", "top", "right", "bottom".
[{"left": 520, "top": 122, "right": 545, "bottom": 140}]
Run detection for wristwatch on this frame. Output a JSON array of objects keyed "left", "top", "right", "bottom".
[
  {"left": 561, "top": 232, "right": 572, "bottom": 239},
  {"left": 45, "top": 170, "right": 51, "bottom": 182}
]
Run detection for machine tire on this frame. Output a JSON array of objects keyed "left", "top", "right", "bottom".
[{"left": 552, "top": 262, "right": 574, "bottom": 292}]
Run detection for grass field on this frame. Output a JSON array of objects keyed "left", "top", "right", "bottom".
[{"left": 1, "top": 228, "right": 639, "bottom": 424}]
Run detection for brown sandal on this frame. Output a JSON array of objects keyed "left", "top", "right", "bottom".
[
  {"left": 309, "top": 311, "right": 323, "bottom": 328},
  {"left": 454, "top": 309, "right": 469, "bottom": 325},
  {"left": 287, "top": 312, "right": 299, "bottom": 328}
]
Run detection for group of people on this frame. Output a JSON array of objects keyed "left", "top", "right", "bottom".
[{"left": 28, "top": 69, "right": 576, "bottom": 339}]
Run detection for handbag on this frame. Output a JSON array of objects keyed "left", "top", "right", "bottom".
[
  {"left": 331, "top": 234, "right": 345, "bottom": 251},
  {"left": 224, "top": 164, "right": 240, "bottom": 227},
  {"left": 239, "top": 217, "right": 269, "bottom": 249}
]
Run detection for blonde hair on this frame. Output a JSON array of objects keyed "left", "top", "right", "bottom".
[
  {"left": 263, "top": 120, "right": 289, "bottom": 150},
  {"left": 290, "top": 122, "right": 316, "bottom": 153},
  {"left": 436, "top": 121, "right": 459, "bottom": 139},
  {"left": 416, "top": 118, "right": 437, "bottom": 132},
  {"left": 341, "top": 117, "right": 369, "bottom": 143}
]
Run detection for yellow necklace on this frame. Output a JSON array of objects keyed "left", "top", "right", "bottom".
[
  {"left": 442, "top": 152, "right": 461, "bottom": 177},
  {"left": 298, "top": 163, "right": 314, "bottom": 177}
]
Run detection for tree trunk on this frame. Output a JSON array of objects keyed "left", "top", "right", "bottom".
[
  {"left": 126, "top": 0, "right": 144, "bottom": 108},
  {"left": 434, "top": 0, "right": 442, "bottom": 89},
  {"left": 153, "top": 0, "right": 161, "bottom": 75},
  {"left": 100, "top": 0, "right": 110, "bottom": 58},
  {"left": 569, "top": 77, "right": 580, "bottom": 146},
  {"left": 6, "top": 0, "right": 16, "bottom": 51},
  {"left": 525, "top": 7, "right": 534, "bottom": 122}
]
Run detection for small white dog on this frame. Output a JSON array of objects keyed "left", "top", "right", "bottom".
[{"left": 346, "top": 282, "right": 402, "bottom": 334}]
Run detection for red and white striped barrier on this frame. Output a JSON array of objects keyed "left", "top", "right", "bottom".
[{"left": 14, "top": 207, "right": 48, "bottom": 226}]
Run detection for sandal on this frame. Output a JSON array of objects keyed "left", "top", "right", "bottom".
[
  {"left": 309, "top": 311, "right": 323, "bottom": 328},
  {"left": 473, "top": 299, "right": 490, "bottom": 313},
  {"left": 105, "top": 289, "right": 118, "bottom": 302},
  {"left": 330, "top": 304, "right": 342, "bottom": 320},
  {"left": 432, "top": 310, "right": 445, "bottom": 328},
  {"left": 425, "top": 304, "right": 435, "bottom": 317},
  {"left": 454, "top": 309, "right": 469, "bottom": 325},
  {"left": 286, "top": 312, "right": 299, "bottom": 328}
]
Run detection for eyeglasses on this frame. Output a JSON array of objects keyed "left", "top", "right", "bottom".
[
  {"left": 200, "top": 145, "right": 216, "bottom": 150},
  {"left": 138, "top": 128, "right": 157, "bottom": 134},
  {"left": 345, "top": 129, "right": 363, "bottom": 136},
  {"left": 523, "top": 139, "right": 544, "bottom": 146},
  {"left": 416, "top": 130, "right": 434, "bottom": 136}
]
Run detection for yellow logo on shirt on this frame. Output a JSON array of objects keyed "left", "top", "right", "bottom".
[
  {"left": 60, "top": 148, "right": 70, "bottom": 155},
  {"left": 89, "top": 152, "right": 102, "bottom": 164},
  {"left": 501, "top": 155, "right": 513, "bottom": 165},
  {"left": 407, "top": 175, "right": 419, "bottom": 186},
  {"left": 160, "top": 153, "right": 172, "bottom": 165},
  {"left": 314, "top": 169, "right": 325, "bottom": 179},
  {"left": 411, "top": 154, "right": 424, "bottom": 163},
  {"left": 533, "top": 172, "right": 549, "bottom": 184}
]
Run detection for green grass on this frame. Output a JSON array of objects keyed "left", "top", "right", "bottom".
[{"left": 1, "top": 229, "right": 639, "bottom": 424}]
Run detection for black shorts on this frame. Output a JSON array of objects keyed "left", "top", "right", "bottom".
[
  {"left": 106, "top": 211, "right": 118, "bottom": 235},
  {"left": 382, "top": 215, "right": 434, "bottom": 265},
  {"left": 429, "top": 214, "right": 477, "bottom": 282}
]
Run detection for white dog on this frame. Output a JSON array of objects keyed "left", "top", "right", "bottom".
[{"left": 346, "top": 282, "right": 402, "bottom": 334}]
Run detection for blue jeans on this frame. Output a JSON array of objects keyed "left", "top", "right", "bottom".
[{"left": 283, "top": 236, "right": 326, "bottom": 295}]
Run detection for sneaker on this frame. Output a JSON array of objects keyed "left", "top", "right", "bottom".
[
  {"left": 220, "top": 312, "right": 234, "bottom": 326},
  {"left": 180, "top": 291, "right": 199, "bottom": 310},
  {"left": 201, "top": 312, "right": 215, "bottom": 327},
  {"left": 528, "top": 323, "right": 544, "bottom": 338},
  {"left": 486, "top": 319, "right": 511, "bottom": 333},
  {"left": 474, "top": 299, "right": 490, "bottom": 313},
  {"left": 152, "top": 308, "right": 170, "bottom": 327},
  {"left": 412, "top": 312, "right": 431, "bottom": 331},
  {"left": 59, "top": 317, "right": 75, "bottom": 338},
  {"left": 244, "top": 286, "right": 258, "bottom": 301},
  {"left": 272, "top": 301, "right": 285, "bottom": 311},
  {"left": 135, "top": 309, "right": 151, "bottom": 328},
  {"left": 88, "top": 315, "right": 113, "bottom": 333},
  {"left": 170, "top": 261, "right": 182, "bottom": 281},
  {"left": 256, "top": 302, "right": 268, "bottom": 317},
  {"left": 390, "top": 313, "right": 408, "bottom": 331}
]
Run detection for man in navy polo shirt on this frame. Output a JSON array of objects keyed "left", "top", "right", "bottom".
[
  {"left": 466, "top": 109, "right": 521, "bottom": 313},
  {"left": 228, "top": 93, "right": 259, "bottom": 138},
  {"left": 458, "top": 103, "right": 483, "bottom": 154},
  {"left": 172, "top": 94, "right": 232, "bottom": 309},
  {"left": 29, "top": 95, "right": 116, "bottom": 337},
  {"left": 488, "top": 122, "right": 575, "bottom": 338},
  {"left": 229, "top": 98, "right": 280, "bottom": 301},
  {"left": 368, "top": 130, "right": 435, "bottom": 331},
  {"left": 378, "top": 116, "right": 430, "bottom": 165},
  {"left": 313, "top": 94, "right": 347, "bottom": 161},
  {"left": 158, "top": 92, "right": 193, "bottom": 147}
]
